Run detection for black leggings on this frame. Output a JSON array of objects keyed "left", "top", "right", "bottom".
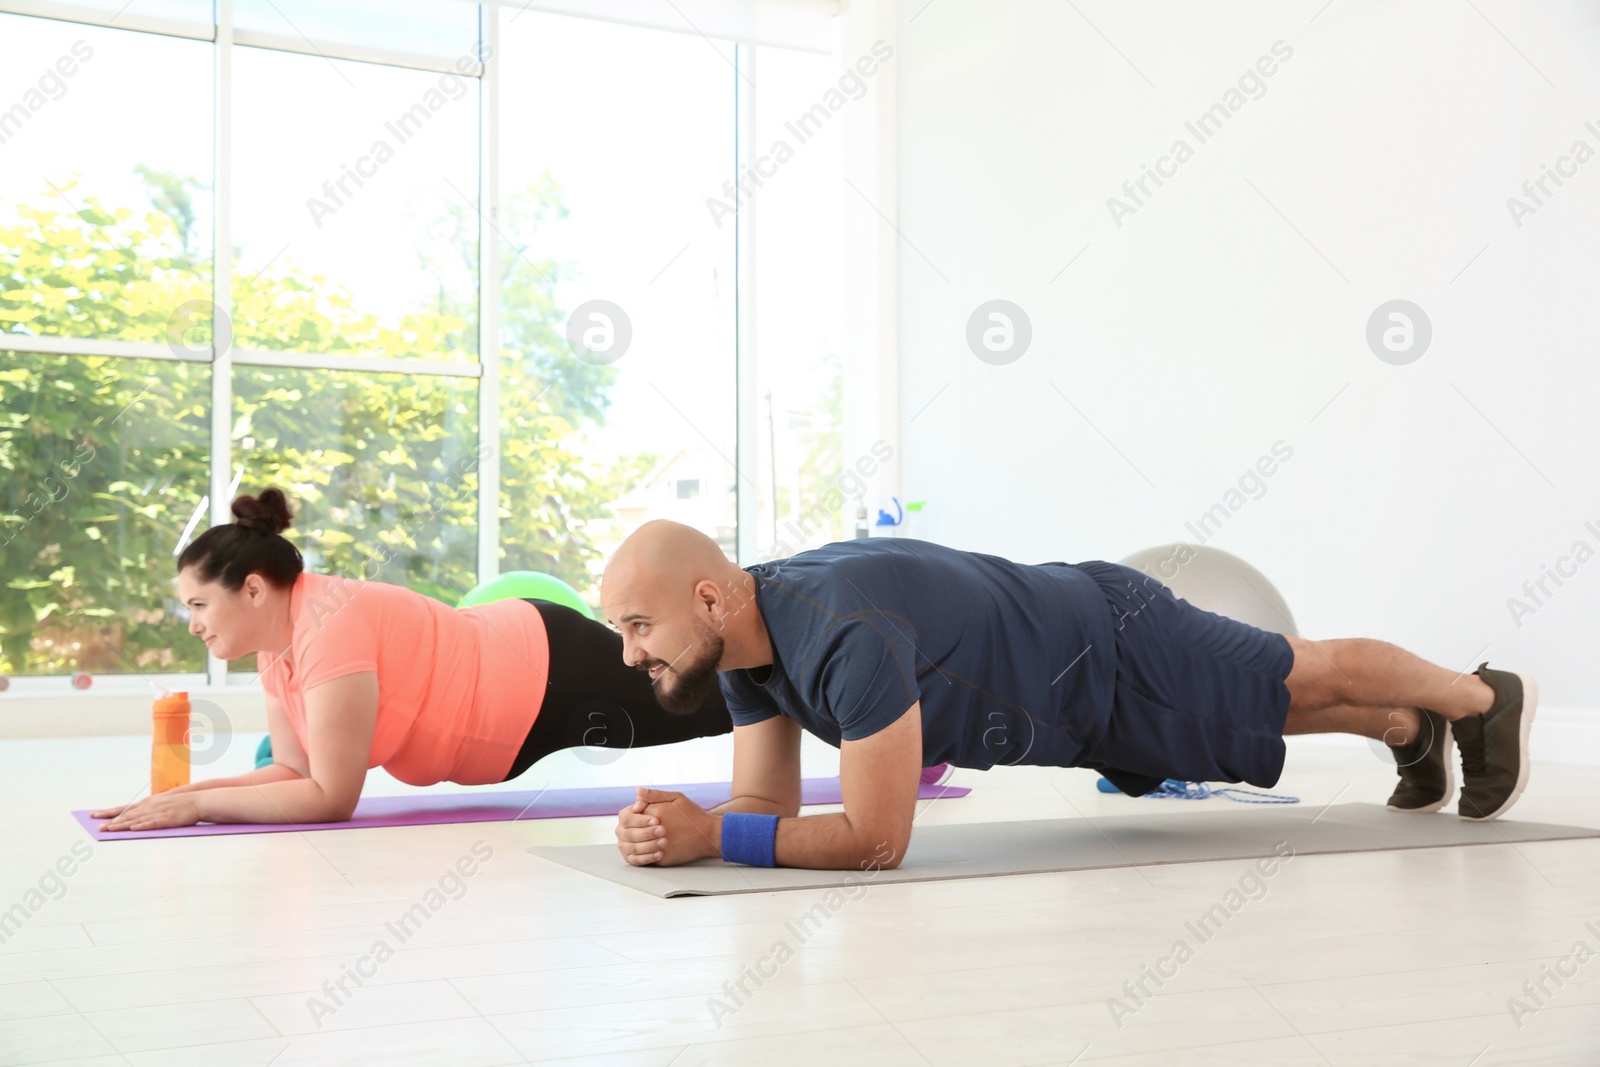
[{"left": 500, "top": 600, "right": 733, "bottom": 781}]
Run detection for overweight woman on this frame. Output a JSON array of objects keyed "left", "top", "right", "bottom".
[{"left": 90, "top": 489, "right": 731, "bottom": 831}]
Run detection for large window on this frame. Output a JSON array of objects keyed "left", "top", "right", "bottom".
[
  {"left": 748, "top": 44, "right": 847, "bottom": 561},
  {"left": 232, "top": 366, "right": 481, "bottom": 597},
  {"left": 498, "top": 9, "right": 738, "bottom": 578},
  {"left": 0, "top": 354, "right": 209, "bottom": 678},
  {"left": 231, "top": 45, "right": 481, "bottom": 362},
  {"left": 0, "top": 1, "right": 843, "bottom": 688},
  {"left": 0, "top": 15, "right": 213, "bottom": 343}
]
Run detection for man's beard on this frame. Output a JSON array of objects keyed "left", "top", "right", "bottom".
[{"left": 649, "top": 625, "right": 725, "bottom": 715}]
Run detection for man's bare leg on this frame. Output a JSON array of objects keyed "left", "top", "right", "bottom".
[
  {"left": 1282, "top": 637, "right": 1492, "bottom": 729},
  {"left": 1283, "top": 703, "right": 1423, "bottom": 745}
]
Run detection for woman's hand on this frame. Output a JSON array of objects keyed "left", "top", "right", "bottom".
[{"left": 91, "top": 792, "right": 204, "bottom": 832}]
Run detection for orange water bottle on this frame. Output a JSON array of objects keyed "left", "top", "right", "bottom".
[{"left": 152, "top": 691, "right": 191, "bottom": 794}]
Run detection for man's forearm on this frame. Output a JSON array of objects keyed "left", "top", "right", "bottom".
[
  {"left": 192, "top": 777, "right": 348, "bottom": 824},
  {"left": 710, "top": 811, "right": 901, "bottom": 871}
]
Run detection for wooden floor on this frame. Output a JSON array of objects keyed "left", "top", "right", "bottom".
[{"left": 3, "top": 730, "right": 1597, "bottom": 1066}]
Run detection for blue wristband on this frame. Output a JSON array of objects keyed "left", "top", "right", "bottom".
[{"left": 720, "top": 812, "right": 779, "bottom": 867}]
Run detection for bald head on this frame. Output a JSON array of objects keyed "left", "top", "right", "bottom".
[
  {"left": 601, "top": 521, "right": 770, "bottom": 713},
  {"left": 604, "top": 520, "right": 737, "bottom": 609}
]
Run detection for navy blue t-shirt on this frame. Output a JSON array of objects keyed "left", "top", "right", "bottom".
[{"left": 720, "top": 539, "right": 1117, "bottom": 770}]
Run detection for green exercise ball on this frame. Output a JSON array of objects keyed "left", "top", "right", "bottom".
[
  {"left": 254, "top": 733, "right": 273, "bottom": 769},
  {"left": 456, "top": 570, "right": 594, "bottom": 619}
]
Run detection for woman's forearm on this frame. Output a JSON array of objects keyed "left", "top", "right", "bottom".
[
  {"left": 192, "top": 776, "right": 349, "bottom": 824},
  {"left": 171, "top": 763, "right": 304, "bottom": 793}
]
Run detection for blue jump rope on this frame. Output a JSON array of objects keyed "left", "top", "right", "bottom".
[{"left": 1095, "top": 776, "right": 1299, "bottom": 804}]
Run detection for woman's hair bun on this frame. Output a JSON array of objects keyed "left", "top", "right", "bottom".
[{"left": 231, "top": 488, "right": 294, "bottom": 535}]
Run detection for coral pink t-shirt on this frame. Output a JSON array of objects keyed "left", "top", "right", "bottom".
[{"left": 258, "top": 573, "right": 550, "bottom": 786}]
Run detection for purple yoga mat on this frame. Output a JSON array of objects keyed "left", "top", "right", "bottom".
[{"left": 72, "top": 777, "right": 970, "bottom": 841}]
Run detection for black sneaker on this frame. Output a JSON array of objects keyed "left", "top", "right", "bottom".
[
  {"left": 1455, "top": 663, "right": 1538, "bottom": 821},
  {"left": 1385, "top": 708, "right": 1453, "bottom": 813}
]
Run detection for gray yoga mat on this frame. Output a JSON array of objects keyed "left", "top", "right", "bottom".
[{"left": 528, "top": 802, "right": 1600, "bottom": 897}]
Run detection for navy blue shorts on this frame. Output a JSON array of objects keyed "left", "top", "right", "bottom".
[{"left": 1074, "top": 561, "right": 1296, "bottom": 794}]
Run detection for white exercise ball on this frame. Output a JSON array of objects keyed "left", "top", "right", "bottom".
[{"left": 1117, "top": 544, "right": 1299, "bottom": 637}]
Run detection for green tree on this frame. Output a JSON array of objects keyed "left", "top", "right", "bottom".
[{"left": 0, "top": 352, "right": 209, "bottom": 675}]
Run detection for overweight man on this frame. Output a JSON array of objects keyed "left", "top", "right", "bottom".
[{"left": 603, "top": 521, "right": 1535, "bottom": 871}]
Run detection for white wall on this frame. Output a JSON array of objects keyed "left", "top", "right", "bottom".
[{"left": 857, "top": 0, "right": 1600, "bottom": 706}]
